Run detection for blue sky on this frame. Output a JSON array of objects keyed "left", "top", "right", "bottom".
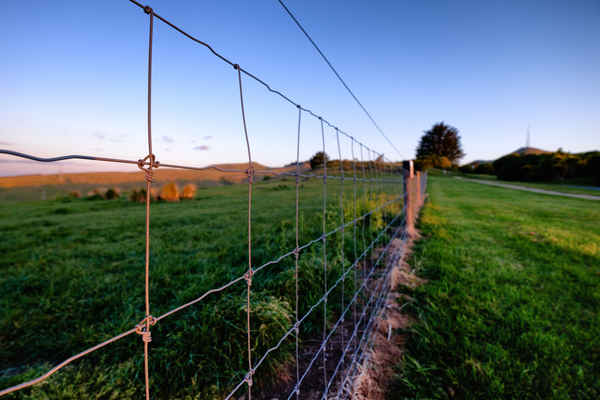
[{"left": 0, "top": 0, "right": 598, "bottom": 176}]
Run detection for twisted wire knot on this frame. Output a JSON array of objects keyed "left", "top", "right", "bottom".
[
  {"left": 143, "top": 5, "right": 153, "bottom": 14},
  {"left": 244, "top": 269, "right": 254, "bottom": 287},
  {"left": 245, "top": 369, "right": 255, "bottom": 387},
  {"left": 135, "top": 315, "right": 156, "bottom": 343},
  {"left": 137, "top": 154, "right": 159, "bottom": 183},
  {"left": 245, "top": 165, "right": 255, "bottom": 184}
]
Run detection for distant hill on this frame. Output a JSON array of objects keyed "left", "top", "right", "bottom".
[
  {"left": 0, "top": 162, "right": 308, "bottom": 189},
  {"left": 463, "top": 159, "right": 493, "bottom": 167},
  {"left": 509, "top": 147, "right": 551, "bottom": 156}
]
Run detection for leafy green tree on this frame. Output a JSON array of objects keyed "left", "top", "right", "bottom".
[{"left": 416, "top": 122, "right": 465, "bottom": 167}]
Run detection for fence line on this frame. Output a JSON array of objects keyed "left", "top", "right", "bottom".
[{"left": 0, "top": 1, "right": 429, "bottom": 398}]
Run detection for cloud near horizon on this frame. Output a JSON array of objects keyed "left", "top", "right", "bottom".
[
  {"left": 162, "top": 136, "right": 174, "bottom": 143},
  {"left": 193, "top": 145, "right": 210, "bottom": 151}
]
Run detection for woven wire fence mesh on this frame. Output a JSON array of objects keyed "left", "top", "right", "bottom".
[{"left": 0, "top": 2, "right": 428, "bottom": 399}]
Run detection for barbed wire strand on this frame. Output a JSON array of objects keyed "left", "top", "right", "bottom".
[{"left": 275, "top": 0, "right": 403, "bottom": 159}]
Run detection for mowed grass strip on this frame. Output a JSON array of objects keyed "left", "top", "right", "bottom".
[{"left": 391, "top": 176, "right": 600, "bottom": 399}]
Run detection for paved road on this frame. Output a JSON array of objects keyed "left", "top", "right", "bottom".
[{"left": 456, "top": 177, "right": 600, "bottom": 201}]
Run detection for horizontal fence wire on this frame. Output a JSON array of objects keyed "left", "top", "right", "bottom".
[{"left": 0, "top": 1, "right": 430, "bottom": 399}]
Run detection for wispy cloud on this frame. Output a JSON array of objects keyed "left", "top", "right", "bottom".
[
  {"left": 162, "top": 136, "right": 174, "bottom": 143},
  {"left": 108, "top": 134, "right": 127, "bottom": 143},
  {"left": 193, "top": 145, "right": 210, "bottom": 151},
  {"left": 0, "top": 141, "right": 13, "bottom": 146},
  {"left": 203, "top": 136, "right": 213, "bottom": 140},
  {"left": 93, "top": 132, "right": 127, "bottom": 143}
]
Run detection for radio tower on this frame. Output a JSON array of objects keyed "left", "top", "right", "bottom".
[{"left": 526, "top": 124, "right": 531, "bottom": 148}]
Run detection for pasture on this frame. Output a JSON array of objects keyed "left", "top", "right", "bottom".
[
  {"left": 392, "top": 176, "right": 600, "bottom": 399},
  {"left": 0, "top": 174, "right": 403, "bottom": 399}
]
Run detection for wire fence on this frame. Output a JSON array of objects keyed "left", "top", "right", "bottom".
[{"left": 0, "top": 2, "right": 428, "bottom": 399}]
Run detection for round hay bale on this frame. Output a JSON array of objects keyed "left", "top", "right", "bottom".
[
  {"left": 180, "top": 184, "right": 197, "bottom": 200},
  {"left": 160, "top": 182, "right": 180, "bottom": 202},
  {"left": 87, "top": 188, "right": 106, "bottom": 200}
]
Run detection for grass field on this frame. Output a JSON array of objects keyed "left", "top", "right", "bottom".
[
  {"left": 0, "top": 174, "right": 403, "bottom": 399},
  {"left": 391, "top": 176, "right": 600, "bottom": 399}
]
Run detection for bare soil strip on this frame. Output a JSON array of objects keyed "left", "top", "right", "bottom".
[{"left": 349, "top": 234, "right": 424, "bottom": 400}]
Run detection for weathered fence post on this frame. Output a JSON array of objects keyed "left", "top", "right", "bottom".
[
  {"left": 402, "top": 160, "right": 416, "bottom": 237},
  {"left": 416, "top": 170, "right": 421, "bottom": 207}
]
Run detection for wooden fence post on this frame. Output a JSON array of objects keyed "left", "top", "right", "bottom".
[{"left": 402, "top": 160, "right": 416, "bottom": 237}]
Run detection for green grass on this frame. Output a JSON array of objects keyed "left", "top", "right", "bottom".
[
  {"left": 390, "top": 176, "right": 600, "bottom": 399},
  {"left": 0, "top": 176, "right": 403, "bottom": 399}
]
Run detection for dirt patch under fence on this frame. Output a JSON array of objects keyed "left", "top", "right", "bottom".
[{"left": 350, "top": 234, "right": 425, "bottom": 400}]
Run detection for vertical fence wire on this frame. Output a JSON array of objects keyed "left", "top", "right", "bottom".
[
  {"left": 351, "top": 138, "right": 358, "bottom": 346},
  {"left": 319, "top": 118, "right": 328, "bottom": 394},
  {"left": 142, "top": 7, "right": 154, "bottom": 400},
  {"left": 294, "top": 106, "right": 302, "bottom": 399},
  {"left": 236, "top": 64, "right": 255, "bottom": 399},
  {"left": 335, "top": 128, "right": 345, "bottom": 360}
]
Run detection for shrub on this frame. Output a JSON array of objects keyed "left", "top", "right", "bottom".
[
  {"left": 160, "top": 182, "right": 180, "bottom": 202},
  {"left": 105, "top": 188, "right": 120, "bottom": 200},
  {"left": 129, "top": 188, "right": 157, "bottom": 203},
  {"left": 69, "top": 191, "right": 81, "bottom": 198},
  {"left": 459, "top": 164, "right": 474, "bottom": 174},
  {"left": 219, "top": 177, "right": 233, "bottom": 186},
  {"left": 180, "top": 184, "right": 197, "bottom": 200},
  {"left": 474, "top": 162, "right": 494, "bottom": 175}
]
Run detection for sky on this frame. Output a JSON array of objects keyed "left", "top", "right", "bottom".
[{"left": 0, "top": 0, "right": 598, "bottom": 176}]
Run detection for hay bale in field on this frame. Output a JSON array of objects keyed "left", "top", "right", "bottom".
[
  {"left": 105, "top": 187, "right": 120, "bottom": 199},
  {"left": 86, "top": 188, "right": 106, "bottom": 200},
  {"left": 69, "top": 191, "right": 81, "bottom": 198},
  {"left": 160, "top": 182, "right": 180, "bottom": 202},
  {"left": 180, "top": 184, "right": 197, "bottom": 200}
]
